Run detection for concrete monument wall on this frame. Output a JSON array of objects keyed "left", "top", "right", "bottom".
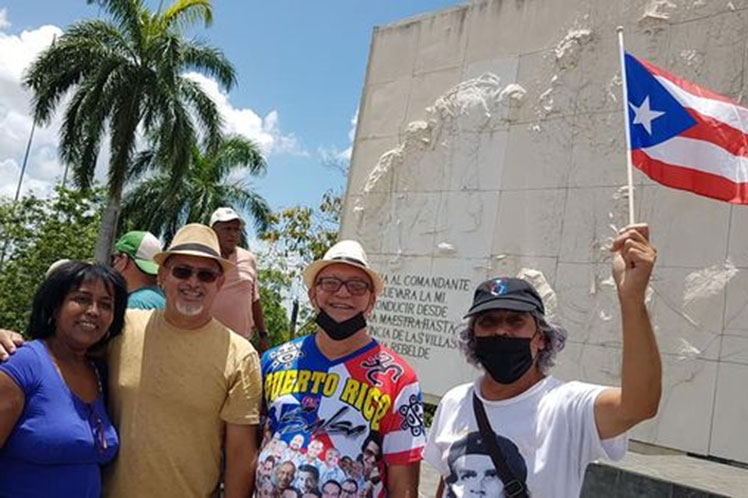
[{"left": 340, "top": 0, "right": 748, "bottom": 464}]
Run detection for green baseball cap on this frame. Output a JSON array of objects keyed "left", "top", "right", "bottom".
[{"left": 115, "top": 231, "right": 162, "bottom": 275}]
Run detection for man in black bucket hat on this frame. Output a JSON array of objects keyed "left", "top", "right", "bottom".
[{"left": 424, "top": 223, "right": 662, "bottom": 498}]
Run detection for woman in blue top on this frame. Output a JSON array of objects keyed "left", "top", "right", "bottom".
[{"left": 0, "top": 261, "right": 127, "bottom": 497}]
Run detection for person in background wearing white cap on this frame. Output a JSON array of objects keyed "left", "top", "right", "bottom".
[
  {"left": 210, "top": 207, "right": 269, "bottom": 350},
  {"left": 111, "top": 231, "right": 166, "bottom": 310},
  {"left": 103, "top": 223, "right": 263, "bottom": 498},
  {"left": 0, "top": 224, "right": 263, "bottom": 498},
  {"left": 423, "top": 224, "right": 661, "bottom": 498},
  {"left": 257, "top": 240, "right": 425, "bottom": 498}
]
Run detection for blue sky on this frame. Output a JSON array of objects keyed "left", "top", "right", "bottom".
[{"left": 0, "top": 0, "right": 464, "bottom": 226}]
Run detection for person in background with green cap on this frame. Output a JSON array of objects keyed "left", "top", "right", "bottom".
[{"left": 111, "top": 231, "right": 165, "bottom": 310}]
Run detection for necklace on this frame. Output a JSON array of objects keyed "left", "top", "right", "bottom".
[
  {"left": 43, "top": 340, "right": 102, "bottom": 399},
  {"left": 42, "top": 340, "right": 108, "bottom": 452}
]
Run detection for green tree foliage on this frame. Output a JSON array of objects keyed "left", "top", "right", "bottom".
[
  {"left": 260, "top": 189, "right": 342, "bottom": 337},
  {"left": 261, "top": 189, "right": 341, "bottom": 271},
  {"left": 256, "top": 266, "right": 292, "bottom": 348},
  {"left": 120, "top": 134, "right": 269, "bottom": 245},
  {"left": 24, "top": 0, "right": 234, "bottom": 262},
  {"left": 0, "top": 187, "right": 103, "bottom": 335}
]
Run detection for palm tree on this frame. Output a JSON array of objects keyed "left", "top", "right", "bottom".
[
  {"left": 120, "top": 134, "right": 271, "bottom": 245},
  {"left": 23, "top": 0, "right": 234, "bottom": 262}
]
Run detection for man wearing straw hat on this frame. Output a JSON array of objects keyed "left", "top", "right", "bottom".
[
  {"left": 0, "top": 224, "right": 263, "bottom": 497},
  {"left": 103, "top": 223, "right": 263, "bottom": 498},
  {"left": 257, "top": 240, "right": 425, "bottom": 498}
]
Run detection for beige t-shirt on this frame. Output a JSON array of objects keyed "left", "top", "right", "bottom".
[
  {"left": 212, "top": 247, "right": 260, "bottom": 338},
  {"left": 103, "top": 309, "right": 262, "bottom": 498}
]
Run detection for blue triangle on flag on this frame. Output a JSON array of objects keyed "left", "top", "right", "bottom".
[{"left": 625, "top": 53, "right": 697, "bottom": 149}]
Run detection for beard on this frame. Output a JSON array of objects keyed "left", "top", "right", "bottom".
[{"left": 176, "top": 300, "right": 204, "bottom": 316}]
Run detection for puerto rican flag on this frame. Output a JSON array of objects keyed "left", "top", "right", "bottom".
[{"left": 625, "top": 52, "right": 748, "bottom": 204}]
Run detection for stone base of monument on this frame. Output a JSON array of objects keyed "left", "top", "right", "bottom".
[
  {"left": 580, "top": 442, "right": 746, "bottom": 498},
  {"left": 418, "top": 440, "right": 747, "bottom": 497}
]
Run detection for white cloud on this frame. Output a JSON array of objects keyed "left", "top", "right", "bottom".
[
  {"left": 317, "top": 109, "right": 358, "bottom": 174},
  {"left": 0, "top": 157, "right": 56, "bottom": 198},
  {"left": 348, "top": 109, "right": 358, "bottom": 143},
  {"left": 318, "top": 144, "right": 351, "bottom": 165},
  {"left": 0, "top": 18, "right": 64, "bottom": 199},
  {"left": 0, "top": 9, "right": 10, "bottom": 31},
  {"left": 0, "top": 13, "right": 303, "bottom": 201},
  {"left": 184, "top": 73, "right": 308, "bottom": 157}
]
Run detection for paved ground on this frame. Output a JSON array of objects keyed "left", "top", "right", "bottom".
[{"left": 607, "top": 447, "right": 747, "bottom": 496}]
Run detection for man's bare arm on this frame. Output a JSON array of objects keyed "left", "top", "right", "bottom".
[
  {"left": 594, "top": 224, "right": 662, "bottom": 440},
  {"left": 252, "top": 299, "right": 266, "bottom": 333},
  {"left": 386, "top": 462, "right": 420, "bottom": 498},
  {"left": 224, "top": 423, "right": 258, "bottom": 498},
  {"left": 0, "top": 372, "right": 24, "bottom": 446},
  {"left": 251, "top": 299, "right": 270, "bottom": 354}
]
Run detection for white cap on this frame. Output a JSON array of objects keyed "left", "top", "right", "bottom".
[{"left": 210, "top": 207, "right": 245, "bottom": 227}]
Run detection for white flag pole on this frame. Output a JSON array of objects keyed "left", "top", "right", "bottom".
[{"left": 617, "top": 26, "right": 636, "bottom": 226}]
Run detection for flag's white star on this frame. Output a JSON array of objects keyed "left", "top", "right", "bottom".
[{"left": 629, "top": 96, "right": 665, "bottom": 135}]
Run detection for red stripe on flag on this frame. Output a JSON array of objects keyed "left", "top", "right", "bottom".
[
  {"left": 636, "top": 56, "right": 738, "bottom": 105},
  {"left": 632, "top": 149, "right": 748, "bottom": 204},
  {"left": 680, "top": 108, "right": 748, "bottom": 158}
]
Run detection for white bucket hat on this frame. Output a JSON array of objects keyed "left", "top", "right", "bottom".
[{"left": 302, "top": 240, "right": 383, "bottom": 295}]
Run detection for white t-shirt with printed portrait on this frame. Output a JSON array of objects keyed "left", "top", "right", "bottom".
[{"left": 424, "top": 377, "right": 627, "bottom": 498}]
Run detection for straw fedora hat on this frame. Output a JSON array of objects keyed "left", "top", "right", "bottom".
[
  {"left": 153, "top": 223, "right": 234, "bottom": 273},
  {"left": 302, "top": 240, "right": 383, "bottom": 295}
]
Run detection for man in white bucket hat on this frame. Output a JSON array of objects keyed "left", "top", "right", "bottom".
[{"left": 256, "top": 240, "right": 424, "bottom": 497}]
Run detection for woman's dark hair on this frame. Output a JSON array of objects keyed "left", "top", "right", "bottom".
[{"left": 27, "top": 260, "right": 128, "bottom": 349}]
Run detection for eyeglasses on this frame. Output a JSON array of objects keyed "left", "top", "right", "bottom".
[
  {"left": 169, "top": 265, "right": 221, "bottom": 283},
  {"left": 315, "top": 277, "right": 371, "bottom": 296}
]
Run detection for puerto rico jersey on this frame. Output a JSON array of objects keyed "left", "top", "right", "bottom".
[{"left": 257, "top": 335, "right": 425, "bottom": 498}]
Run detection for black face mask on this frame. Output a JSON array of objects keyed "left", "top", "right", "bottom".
[
  {"left": 315, "top": 310, "right": 367, "bottom": 341},
  {"left": 474, "top": 335, "right": 535, "bottom": 384}
]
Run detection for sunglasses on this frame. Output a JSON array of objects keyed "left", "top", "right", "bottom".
[
  {"left": 315, "top": 277, "right": 371, "bottom": 296},
  {"left": 169, "top": 265, "right": 221, "bottom": 283}
]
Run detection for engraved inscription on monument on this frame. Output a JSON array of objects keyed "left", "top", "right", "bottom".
[{"left": 368, "top": 273, "right": 472, "bottom": 360}]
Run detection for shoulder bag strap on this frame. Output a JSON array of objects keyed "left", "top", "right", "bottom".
[{"left": 472, "top": 392, "right": 529, "bottom": 498}]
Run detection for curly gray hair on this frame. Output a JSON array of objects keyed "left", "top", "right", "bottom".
[{"left": 458, "top": 313, "right": 567, "bottom": 375}]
